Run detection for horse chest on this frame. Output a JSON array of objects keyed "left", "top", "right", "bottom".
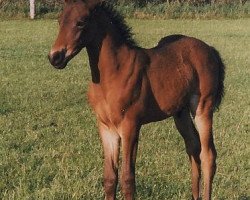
[{"left": 88, "top": 83, "right": 127, "bottom": 127}]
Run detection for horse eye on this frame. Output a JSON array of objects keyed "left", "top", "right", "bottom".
[{"left": 76, "top": 21, "right": 86, "bottom": 29}]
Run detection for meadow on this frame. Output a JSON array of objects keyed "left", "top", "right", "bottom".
[{"left": 0, "top": 19, "right": 249, "bottom": 199}]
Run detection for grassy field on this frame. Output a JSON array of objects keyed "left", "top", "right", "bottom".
[{"left": 0, "top": 19, "right": 249, "bottom": 199}]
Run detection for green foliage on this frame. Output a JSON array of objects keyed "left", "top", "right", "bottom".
[
  {"left": 116, "top": 2, "right": 250, "bottom": 19},
  {"left": 0, "top": 0, "right": 63, "bottom": 18},
  {"left": 0, "top": 0, "right": 249, "bottom": 19},
  {"left": 0, "top": 19, "right": 249, "bottom": 199}
]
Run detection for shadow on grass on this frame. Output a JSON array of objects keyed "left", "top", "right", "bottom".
[
  {"left": 0, "top": 107, "right": 12, "bottom": 116},
  {"left": 239, "top": 195, "right": 250, "bottom": 200},
  {"left": 136, "top": 177, "right": 189, "bottom": 199}
]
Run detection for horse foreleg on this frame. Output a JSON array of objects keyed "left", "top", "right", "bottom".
[
  {"left": 120, "top": 121, "right": 140, "bottom": 200},
  {"left": 99, "top": 123, "right": 121, "bottom": 200},
  {"left": 174, "top": 108, "right": 201, "bottom": 200}
]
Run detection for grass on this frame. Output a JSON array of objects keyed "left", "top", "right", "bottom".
[{"left": 0, "top": 19, "right": 249, "bottom": 199}]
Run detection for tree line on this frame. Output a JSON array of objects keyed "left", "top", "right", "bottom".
[
  {"left": 0, "top": 0, "right": 248, "bottom": 19},
  {"left": 114, "top": 0, "right": 248, "bottom": 6},
  {"left": 1, "top": 0, "right": 248, "bottom": 8}
]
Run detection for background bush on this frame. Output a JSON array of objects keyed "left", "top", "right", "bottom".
[{"left": 0, "top": 0, "right": 249, "bottom": 19}]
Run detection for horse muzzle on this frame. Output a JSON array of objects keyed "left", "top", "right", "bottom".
[{"left": 48, "top": 50, "right": 68, "bottom": 69}]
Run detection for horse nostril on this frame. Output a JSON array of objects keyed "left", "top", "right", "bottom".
[
  {"left": 54, "top": 52, "right": 62, "bottom": 63},
  {"left": 48, "top": 51, "right": 65, "bottom": 66}
]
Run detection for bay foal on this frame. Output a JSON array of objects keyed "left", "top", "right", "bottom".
[{"left": 48, "top": 1, "right": 225, "bottom": 199}]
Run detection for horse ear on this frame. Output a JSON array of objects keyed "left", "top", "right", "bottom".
[{"left": 86, "top": 0, "right": 103, "bottom": 10}]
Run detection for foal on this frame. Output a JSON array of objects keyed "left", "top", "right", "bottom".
[{"left": 48, "top": 1, "right": 225, "bottom": 199}]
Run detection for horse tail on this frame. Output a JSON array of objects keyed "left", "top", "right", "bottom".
[{"left": 211, "top": 46, "right": 225, "bottom": 111}]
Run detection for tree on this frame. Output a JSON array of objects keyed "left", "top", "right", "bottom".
[{"left": 30, "top": 0, "right": 35, "bottom": 19}]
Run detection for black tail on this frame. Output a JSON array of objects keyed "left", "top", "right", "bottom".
[{"left": 210, "top": 46, "right": 225, "bottom": 111}]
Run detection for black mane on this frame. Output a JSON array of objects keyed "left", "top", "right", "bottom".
[{"left": 92, "top": 2, "right": 138, "bottom": 48}]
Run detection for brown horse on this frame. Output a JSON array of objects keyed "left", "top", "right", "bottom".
[{"left": 48, "top": 1, "right": 225, "bottom": 199}]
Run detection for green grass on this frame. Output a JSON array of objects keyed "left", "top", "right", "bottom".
[{"left": 0, "top": 19, "right": 249, "bottom": 199}]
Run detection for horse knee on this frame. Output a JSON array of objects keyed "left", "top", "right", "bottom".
[
  {"left": 104, "top": 177, "right": 117, "bottom": 196},
  {"left": 121, "top": 175, "right": 135, "bottom": 195}
]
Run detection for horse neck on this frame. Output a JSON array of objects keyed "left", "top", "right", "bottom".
[{"left": 86, "top": 31, "right": 134, "bottom": 85}]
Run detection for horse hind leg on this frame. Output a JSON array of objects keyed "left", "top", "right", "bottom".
[
  {"left": 174, "top": 108, "right": 201, "bottom": 200},
  {"left": 194, "top": 96, "right": 217, "bottom": 200}
]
